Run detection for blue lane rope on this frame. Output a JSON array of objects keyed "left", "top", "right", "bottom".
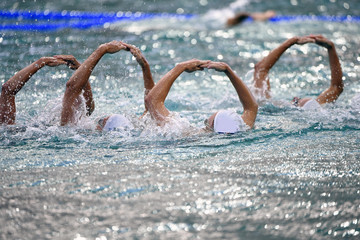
[
  {"left": 269, "top": 15, "right": 360, "bottom": 23},
  {"left": 0, "top": 10, "right": 359, "bottom": 31}
]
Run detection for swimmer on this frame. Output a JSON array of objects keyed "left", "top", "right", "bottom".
[
  {"left": 145, "top": 59, "right": 258, "bottom": 133},
  {"left": 61, "top": 40, "right": 154, "bottom": 130},
  {"left": 226, "top": 10, "right": 276, "bottom": 27},
  {"left": 0, "top": 55, "right": 82, "bottom": 125},
  {"left": 252, "top": 35, "right": 343, "bottom": 109}
]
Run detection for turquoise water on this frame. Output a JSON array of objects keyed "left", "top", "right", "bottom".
[{"left": 1, "top": 0, "right": 360, "bottom": 239}]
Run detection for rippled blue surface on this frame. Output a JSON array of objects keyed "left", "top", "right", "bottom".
[{"left": 1, "top": 0, "right": 360, "bottom": 239}]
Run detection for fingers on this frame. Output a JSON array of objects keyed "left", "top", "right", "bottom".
[
  {"left": 102, "top": 41, "right": 128, "bottom": 54},
  {"left": 119, "top": 42, "right": 133, "bottom": 51},
  {"left": 296, "top": 36, "right": 315, "bottom": 45},
  {"left": 53, "top": 55, "right": 76, "bottom": 60},
  {"left": 53, "top": 55, "right": 81, "bottom": 70},
  {"left": 305, "top": 35, "right": 333, "bottom": 48},
  {"left": 204, "top": 61, "right": 228, "bottom": 72},
  {"left": 42, "top": 57, "right": 67, "bottom": 67}
]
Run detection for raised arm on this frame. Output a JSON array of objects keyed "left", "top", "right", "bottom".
[
  {"left": 207, "top": 61, "right": 258, "bottom": 128},
  {"left": 310, "top": 35, "right": 343, "bottom": 104},
  {"left": 53, "top": 54, "right": 95, "bottom": 116},
  {"left": 60, "top": 41, "right": 127, "bottom": 125},
  {"left": 144, "top": 59, "right": 209, "bottom": 124},
  {"left": 121, "top": 42, "right": 154, "bottom": 95},
  {"left": 253, "top": 36, "right": 315, "bottom": 99},
  {"left": 0, "top": 56, "right": 74, "bottom": 125},
  {"left": 121, "top": 42, "right": 154, "bottom": 117}
]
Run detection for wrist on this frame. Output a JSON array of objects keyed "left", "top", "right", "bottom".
[
  {"left": 96, "top": 44, "right": 109, "bottom": 55},
  {"left": 176, "top": 62, "right": 186, "bottom": 71},
  {"left": 288, "top": 37, "right": 298, "bottom": 46},
  {"left": 223, "top": 63, "right": 231, "bottom": 73},
  {"left": 35, "top": 58, "right": 47, "bottom": 69},
  {"left": 327, "top": 42, "right": 334, "bottom": 50},
  {"left": 140, "top": 60, "right": 149, "bottom": 69}
]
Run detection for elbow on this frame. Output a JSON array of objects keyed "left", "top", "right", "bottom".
[
  {"left": 250, "top": 102, "right": 259, "bottom": 116},
  {"left": 65, "top": 79, "right": 77, "bottom": 91},
  {"left": 254, "top": 102, "right": 259, "bottom": 113},
  {"left": 332, "top": 82, "right": 344, "bottom": 96},
  {"left": 337, "top": 84, "right": 344, "bottom": 95},
  {"left": 1, "top": 82, "right": 15, "bottom": 96},
  {"left": 254, "top": 61, "right": 266, "bottom": 75},
  {"left": 254, "top": 61, "right": 263, "bottom": 71}
]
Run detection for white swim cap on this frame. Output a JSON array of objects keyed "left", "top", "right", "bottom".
[
  {"left": 213, "top": 110, "right": 245, "bottom": 134},
  {"left": 302, "top": 99, "right": 321, "bottom": 110},
  {"left": 102, "top": 114, "right": 133, "bottom": 131}
]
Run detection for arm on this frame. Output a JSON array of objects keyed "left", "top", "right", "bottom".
[
  {"left": 121, "top": 42, "right": 154, "bottom": 116},
  {"left": 144, "top": 59, "right": 209, "bottom": 124},
  {"left": 253, "top": 36, "right": 315, "bottom": 99},
  {"left": 121, "top": 42, "right": 154, "bottom": 95},
  {"left": 0, "top": 57, "right": 70, "bottom": 125},
  {"left": 60, "top": 41, "right": 127, "bottom": 125},
  {"left": 207, "top": 61, "right": 258, "bottom": 128},
  {"left": 54, "top": 55, "right": 94, "bottom": 116},
  {"left": 311, "top": 35, "right": 343, "bottom": 104}
]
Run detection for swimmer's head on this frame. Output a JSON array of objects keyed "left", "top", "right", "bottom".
[
  {"left": 204, "top": 112, "right": 217, "bottom": 131},
  {"left": 205, "top": 110, "right": 242, "bottom": 134},
  {"left": 97, "top": 116, "right": 110, "bottom": 130},
  {"left": 97, "top": 114, "right": 132, "bottom": 131}
]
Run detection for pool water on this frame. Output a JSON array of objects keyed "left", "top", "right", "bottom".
[{"left": 1, "top": 0, "right": 360, "bottom": 239}]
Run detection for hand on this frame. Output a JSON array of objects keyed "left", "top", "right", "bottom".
[
  {"left": 38, "top": 57, "right": 67, "bottom": 68},
  {"left": 179, "top": 59, "right": 210, "bottom": 73},
  {"left": 120, "top": 42, "right": 148, "bottom": 67},
  {"left": 309, "top": 34, "right": 334, "bottom": 49},
  {"left": 100, "top": 40, "right": 127, "bottom": 54},
  {"left": 53, "top": 55, "right": 81, "bottom": 70},
  {"left": 205, "top": 61, "right": 229, "bottom": 72},
  {"left": 295, "top": 36, "right": 315, "bottom": 45}
]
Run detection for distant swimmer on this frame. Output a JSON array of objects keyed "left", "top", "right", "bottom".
[
  {"left": 0, "top": 41, "right": 155, "bottom": 130},
  {"left": 226, "top": 10, "right": 276, "bottom": 27},
  {"left": 145, "top": 59, "right": 258, "bottom": 134},
  {"left": 252, "top": 35, "right": 343, "bottom": 109}
]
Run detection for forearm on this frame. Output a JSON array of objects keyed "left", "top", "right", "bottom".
[
  {"left": 315, "top": 45, "right": 343, "bottom": 104},
  {"left": 257, "top": 37, "right": 297, "bottom": 70},
  {"left": 225, "top": 66, "right": 258, "bottom": 111},
  {"left": 147, "top": 64, "right": 184, "bottom": 103},
  {"left": 3, "top": 58, "right": 46, "bottom": 95},
  {"left": 82, "top": 81, "right": 95, "bottom": 116},
  {"left": 328, "top": 46, "right": 343, "bottom": 88},
  {"left": 253, "top": 37, "right": 297, "bottom": 92},
  {"left": 144, "top": 64, "right": 184, "bottom": 123},
  {"left": 66, "top": 46, "right": 107, "bottom": 92},
  {"left": 141, "top": 61, "right": 155, "bottom": 93}
]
